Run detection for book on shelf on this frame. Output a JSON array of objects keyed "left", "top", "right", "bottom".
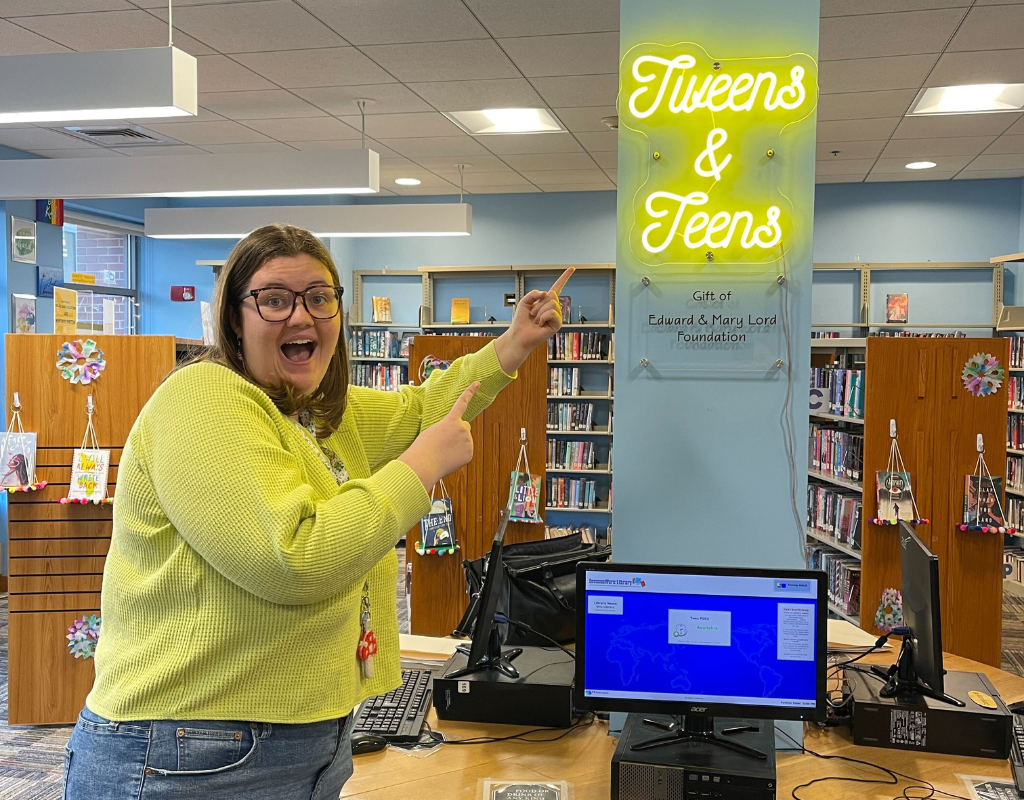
[
  {"left": 807, "top": 484, "right": 862, "bottom": 550},
  {"left": 964, "top": 475, "right": 1006, "bottom": 526},
  {"left": 546, "top": 476, "right": 598, "bottom": 509},
  {"left": 546, "top": 439, "right": 597, "bottom": 470},
  {"left": 350, "top": 329, "right": 400, "bottom": 358},
  {"left": 351, "top": 363, "right": 407, "bottom": 392},
  {"left": 450, "top": 297, "right": 470, "bottom": 324},
  {"left": 547, "top": 401, "right": 596, "bottom": 432},
  {"left": 1009, "top": 375, "right": 1024, "bottom": 411},
  {"left": 559, "top": 295, "right": 571, "bottom": 323},
  {"left": 1011, "top": 335, "right": 1024, "bottom": 370},
  {"left": 371, "top": 296, "right": 392, "bottom": 323},
  {"left": 399, "top": 331, "right": 416, "bottom": 358},
  {"left": 876, "top": 471, "right": 914, "bottom": 520},
  {"left": 808, "top": 547, "right": 861, "bottom": 617},
  {"left": 885, "top": 293, "right": 908, "bottom": 324},
  {"left": 808, "top": 424, "right": 863, "bottom": 481},
  {"left": 549, "top": 367, "right": 581, "bottom": 396},
  {"left": 547, "top": 331, "right": 608, "bottom": 361},
  {"left": 545, "top": 524, "right": 597, "bottom": 544},
  {"left": 809, "top": 366, "right": 864, "bottom": 419}
]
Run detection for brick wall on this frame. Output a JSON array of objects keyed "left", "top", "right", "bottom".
[{"left": 73, "top": 228, "right": 127, "bottom": 288}]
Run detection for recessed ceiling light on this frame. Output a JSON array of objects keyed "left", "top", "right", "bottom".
[
  {"left": 395, "top": 177, "right": 421, "bottom": 186},
  {"left": 905, "top": 161, "right": 937, "bottom": 170},
  {"left": 909, "top": 84, "right": 1024, "bottom": 115},
  {"left": 445, "top": 108, "right": 563, "bottom": 135}
]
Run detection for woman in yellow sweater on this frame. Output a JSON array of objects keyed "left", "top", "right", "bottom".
[{"left": 63, "top": 224, "right": 571, "bottom": 800}]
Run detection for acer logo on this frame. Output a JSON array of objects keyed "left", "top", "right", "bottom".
[{"left": 691, "top": 706, "right": 707, "bottom": 712}]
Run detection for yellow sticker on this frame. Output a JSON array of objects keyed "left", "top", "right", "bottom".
[{"left": 968, "top": 690, "right": 997, "bottom": 709}]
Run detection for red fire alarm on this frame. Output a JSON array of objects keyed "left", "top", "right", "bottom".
[{"left": 171, "top": 286, "right": 195, "bottom": 302}]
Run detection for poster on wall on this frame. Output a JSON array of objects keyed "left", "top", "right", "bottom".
[
  {"left": 54, "top": 286, "right": 78, "bottom": 335},
  {"left": 37, "top": 264, "right": 63, "bottom": 298},
  {"left": 11, "top": 294, "right": 36, "bottom": 334},
  {"left": 11, "top": 217, "right": 36, "bottom": 264}
]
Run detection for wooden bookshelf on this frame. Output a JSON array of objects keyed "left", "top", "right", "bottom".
[
  {"left": 810, "top": 411, "right": 865, "bottom": 425},
  {"left": 806, "top": 527, "right": 861, "bottom": 561},
  {"left": 807, "top": 469, "right": 863, "bottom": 493},
  {"left": 827, "top": 602, "right": 859, "bottom": 625}
]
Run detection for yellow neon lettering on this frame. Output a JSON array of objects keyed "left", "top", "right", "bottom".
[
  {"left": 725, "top": 73, "right": 754, "bottom": 112},
  {"left": 629, "top": 54, "right": 697, "bottom": 119},
  {"left": 705, "top": 74, "right": 732, "bottom": 112},
  {"left": 747, "top": 72, "right": 777, "bottom": 112},
  {"left": 694, "top": 128, "right": 732, "bottom": 181},
  {"left": 641, "top": 198, "right": 782, "bottom": 254},
  {"left": 683, "top": 212, "right": 711, "bottom": 248},
  {"left": 704, "top": 212, "right": 732, "bottom": 248},
  {"left": 753, "top": 207, "right": 782, "bottom": 248},
  {"left": 766, "top": 65, "right": 806, "bottom": 111},
  {"left": 730, "top": 211, "right": 756, "bottom": 249},
  {"left": 642, "top": 191, "right": 708, "bottom": 253}
]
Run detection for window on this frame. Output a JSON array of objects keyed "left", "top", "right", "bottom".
[{"left": 62, "top": 221, "right": 138, "bottom": 334}]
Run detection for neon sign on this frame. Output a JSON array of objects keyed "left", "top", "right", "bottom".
[{"left": 621, "top": 43, "right": 818, "bottom": 269}]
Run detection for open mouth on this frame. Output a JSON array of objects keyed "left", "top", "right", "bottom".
[{"left": 281, "top": 339, "right": 317, "bottom": 364}]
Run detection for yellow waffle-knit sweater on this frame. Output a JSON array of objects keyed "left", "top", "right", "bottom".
[{"left": 87, "top": 342, "right": 514, "bottom": 723}]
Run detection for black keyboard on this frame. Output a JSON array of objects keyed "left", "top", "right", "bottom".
[
  {"left": 1011, "top": 712, "right": 1024, "bottom": 798},
  {"left": 352, "top": 669, "right": 432, "bottom": 743}
]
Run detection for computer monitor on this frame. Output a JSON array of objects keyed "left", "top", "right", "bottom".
[
  {"left": 576, "top": 563, "right": 827, "bottom": 759},
  {"left": 444, "top": 507, "right": 523, "bottom": 680},
  {"left": 869, "top": 522, "right": 964, "bottom": 707}
]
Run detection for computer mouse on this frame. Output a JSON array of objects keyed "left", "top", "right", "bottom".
[{"left": 350, "top": 732, "right": 388, "bottom": 755}]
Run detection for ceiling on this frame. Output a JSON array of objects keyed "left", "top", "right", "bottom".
[{"left": 0, "top": 0, "right": 1022, "bottom": 194}]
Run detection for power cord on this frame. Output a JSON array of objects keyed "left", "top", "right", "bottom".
[
  {"left": 494, "top": 614, "right": 576, "bottom": 660},
  {"left": 390, "top": 713, "right": 597, "bottom": 751}
]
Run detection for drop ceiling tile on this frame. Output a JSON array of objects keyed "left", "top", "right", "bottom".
[
  {"left": 468, "top": 185, "right": 542, "bottom": 194},
  {"left": 948, "top": 4, "right": 1024, "bottom": 51},
  {"left": 521, "top": 169, "right": 613, "bottom": 184},
  {"left": 816, "top": 141, "right": 889, "bottom": 160},
  {"left": 294, "top": 85, "right": 431, "bottom": 116},
  {"left": 531, "top": 74, "right": 618, "bottom": 108},
  {"left": 818, "top": 9, "right": 966, "bottom": 60},
  {"left": 603, "top": 167, "right": 617, "bottom": 183},
  {"left": 191, "top": 106, "right": 227, "bottom": 123},
  {"left": 954, "top": 169, "right": 1024, "bottom": 179},
  {"left": 197, "top": 55, "right": 276, "bottom": 93},
  {"left": 539, "top": 183, "right": 615, "bottom": 192},
  {"left": 408, "top": 79, "right": 545, "bottom": 111},
  {"left": 0, "top": 128, "right": 94, "bottom": 150},
  {"left": 378, "top": 136, "right": 491, "bottom": 158},
  {"left": 361, "top": 40, "right": 518, "bottom": 82},
  {"left": 0, "top": 20, "right": 70, "bottom": 54},
  {"left": 417, "top": 155, "right": 510, "bottom": 172},
  {"left": 295, "top": 0, "right": 487, "bottom": 44},
  {"left": 336, "top": 112, "right": 461, "bottom": 139},
  {"left": 985, "top": 135, "right": 1024, "bottom": 154},
  {"left": 871, "top": 154, "right": 974, "bottom": 172},
  {"left": 815, "top": 158, "right": 879, "bottom": 175},
  {"left": 13, "top": 10, "right": 213, "bottom": 54},
  {"left": 462, "top": 0, "right": 619, "bottom": 36},
  {"left": 389, "top": 185, "right": 462, "bottom": 195},
  {"left": 481, "top": 132, "right": 584, "bottom": 155},
  {"left": 817, "top": 118, "right": 902, "bottom": 140},
  {"left": 288, "top": 139, "right": 401, "bottom": 158},
  {"left": 881, "top": 136, "right": 996, "bottom": 157},
  {"left": 2, "top": 0, "right": 132, "bottom": 15},
  {"left": 820, "top": 0, "right": 968, "bottom": 14},
  {"left": 815, "top": 174, "right": 868, "bottom": 184},
  {"left": 109, "top": 145, "right": 208, "bottom": 156},
  {"left": 573, "top": 131, "right": 618, "bottom": 151},
  {"left": 818, "top": 90, "right": 917, "bottom": 122},
  {"left": 151, "top": 0, "right": 345, "bottom": 54},
  {"left": 865, "top": 170, "right": 958, "bottom": 181},
  {"left": 199, "top": 90, "right": 328, "bottom": 120},
  {"left": 892, "top": 113, "right": 1021, "bottom": 138},
  {"left": 244, "top": 116, "right": 359, "bottom": 141},
  {"left": 455, "top": 171, "right": 533, "bottom": 187},
  {"left": 233, "top": 48, "right": 395, "bottom": 89},
  {"left": 146, "top": 120, "right": 275, "bottom": 145},
  {"left": 961, "top": 153, "right": 1024, "bottom": 170},
  {"left": 818, "top": 55, "right": 938, "bottom": 94},
  {"left": 498, "top": 32, "right": 619, "bottom": 77},
  {"left": 1007, "top": 117, "right": 1024, "bottom": 135},
  {"left": 927, "top": 49, "right": 1024, "bottom": 86},
  {"left": 590, "top": 150, "right": 618, "bottom": 169},
  {"left": 200, "top": 142, "right": 299, "bottom": 154},
  {"left": 377, "top": 171, "right": 457, "bottom": 190},
  {"left": 134, "top": 0, "right": 276, "bottom": 5},
  {"left": 28, "top": 147, "right": 125, "bottom": 158},
  {"left": 552, "top": 106, "right": 617, "bottom": 133},
  {"left": 503, "top": 152, "right": 599, "bottom": 171}
]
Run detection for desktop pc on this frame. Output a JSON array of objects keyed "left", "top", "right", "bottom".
[{"left": 575, "top": 562, "right": 828, "bottom": 800}]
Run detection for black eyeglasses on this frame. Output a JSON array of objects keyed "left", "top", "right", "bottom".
[{"left": 242, "top": 285, "right": 344, "bottom": 322}]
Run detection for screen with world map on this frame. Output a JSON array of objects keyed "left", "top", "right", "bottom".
[{"left": 581, "top": 571, "right": 819, "bottom": 710}]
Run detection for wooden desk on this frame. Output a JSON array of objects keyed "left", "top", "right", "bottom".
[{"left": 342, "top": 652, "right": 1024, "bottom": 799}]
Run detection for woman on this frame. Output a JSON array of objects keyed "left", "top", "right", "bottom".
[{"left": 64, "top": 224, "right": 571, "bottom": 799}]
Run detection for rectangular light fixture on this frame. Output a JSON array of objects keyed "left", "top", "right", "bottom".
[
  {"left": 909, "top": 83, "right": 1024, "bottom": 115},
  {"left": 144, "top": 203, "right": 472, "bottom": 238},
  {"left": 0, "top": 47, "right": 197, "bottom": 124},
  {"left": 0, "top": 150, "right": 380, "bottom": 199},
  {"left": 445, "top": 108, "right": 564, "bottom": 135}
]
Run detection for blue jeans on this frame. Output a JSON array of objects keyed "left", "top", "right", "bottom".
[{"left": 63, "top": 706, "right": 354, "bottom": 800}]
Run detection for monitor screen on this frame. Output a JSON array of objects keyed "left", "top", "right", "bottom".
[
  {"left": 898, "top": 521, "right": 944, "bottom": 695},
  {"left": 575, "top": 564, "right": 827, "bottom": 722}
]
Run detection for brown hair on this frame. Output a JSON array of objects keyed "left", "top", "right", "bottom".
[{"left": 193, "top": 223, "right": 349, "bottom": 437}]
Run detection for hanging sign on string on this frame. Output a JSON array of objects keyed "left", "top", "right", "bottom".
[{"left": 66, "top": 394, "right": 111, "bottom": 505}]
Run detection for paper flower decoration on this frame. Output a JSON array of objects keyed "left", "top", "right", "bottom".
[
  {"left": 56, "top": 339, "right": 106, "bottom": 385},
  {"left": 874, "top": 588, "right": 903, "bottom": 633},
  {"left": 66, "top": 614, "right": 101, "bottom": 659},
  {"left": 961, "top": 352, "right": 1004, "bottom": 397},
  {"left": 418, "top": 355, "right": 450, "bottom": 383}
]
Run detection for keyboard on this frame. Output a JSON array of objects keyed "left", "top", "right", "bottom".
[
  {"left": 352, "top": 668, "right": 433, "bottom": 743},
  {"left": 1011, "top": 712, "right": 1024, "bottom": 798}
]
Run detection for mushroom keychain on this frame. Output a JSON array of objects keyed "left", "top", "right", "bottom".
[{"left": 357, "top": 581, "right": 377, "bottom": 679}]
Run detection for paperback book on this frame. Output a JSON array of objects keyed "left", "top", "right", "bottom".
[
  {"left": 886, "top": 293, "right": 908, "bottom": 323},
  {"left": 876, "top": 471, "right": 914, "bottom": 521},
  {"left": 451, "top": 297, "right": 470, "bottom": 324},
  {"left": 371, "top": 296, "right": 392, "bottom": 323},
  {"left": 964, "top": 475, "right": 1005, "bottom": 526}
]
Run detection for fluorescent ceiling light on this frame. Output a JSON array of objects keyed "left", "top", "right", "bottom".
[
  {"left": 395, "top": 177, "right": 422, "bottom": 186},
  {"left": 0, "top": 150, "right": 379, "bottom": 199},
  {"left": 144, "top": 203, "right": 472, "bottom": 238},
  {"left": 445, "top": 108, "right": 563, "bottom": 135},
  {"left": 909, "top": 84, "right": 1024, "bottom": 115},
  {"left": 0, "top": 47, "right": 196, "bottom": 124},
  {"left": 905, "top": 161, "right": 937, "bottom": 170}
]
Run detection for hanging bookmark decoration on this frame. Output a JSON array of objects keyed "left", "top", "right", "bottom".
[
  {"left": 508, "top": 428, "right": 543, "bottom": 524},
  {"left": 357, "top": 583, "right": 377, "bottom": 679},
  {"left": 0, "top": 392, "right": 46, "bottom": 492},
  {"left": 416, "top": 479, "right": 460, "bottom": 556},
  {"left": 959, "top": 434, "right": 1016, "bottom": 534},
  {"left": 62, "top": 395, "right": 112, "bottom": 505},
  {"left": 870, "top": 419, "right": 929, "bottom": 526}
]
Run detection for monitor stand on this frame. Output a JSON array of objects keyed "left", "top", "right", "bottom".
[
  {"left": 870, "top": 636, "right": 965, "bottom": 708},
  {"left": 629, "top": 713, "right": 768, "bottom": 760},
  {"left": 446, "top": 626, "right": 523, "bottom": 680}
]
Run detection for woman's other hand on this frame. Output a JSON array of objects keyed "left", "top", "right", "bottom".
[{"left": 397, "top": 383, "right": 480, "bottom": 489}]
